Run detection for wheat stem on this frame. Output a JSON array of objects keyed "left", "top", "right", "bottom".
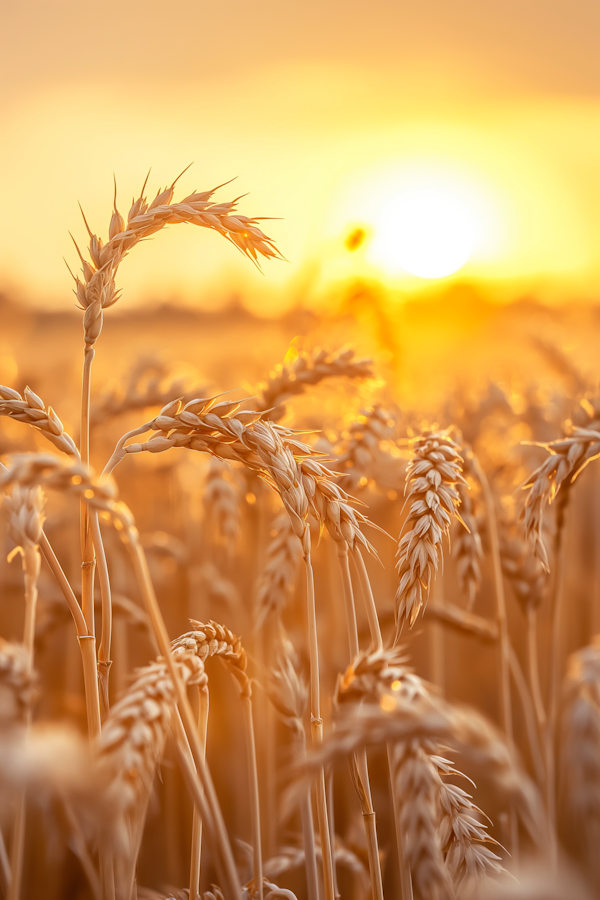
[
  {"left": 189, "top": 686, "right": 209, "bottom": 900},
  {"left": 296, "top": 730, "right": 319, "bottom": 900},
  {"left": 90, "top": 510, "right": 113, "bottom": 718},
  {"left": 471, "top": 457, "right": 517, "bottom": 858},
  {"left": 39, "top": 532, "right": 89, "bottom": 636},
  {"left": 61, "top": 799, "right": 102, "bottom": 900},
  {"left": 303, "top": 553, "right": 335, "bottom": 900},
  {"left": 102, "top": 423, "right": 154, "bottom": 478},
  {"left": 387, "top": 743, "right": 413, "bottom": 900},
  {"left": 545, "top": 489, "right": 569, "bottom": 867},
  {"left": 527, "top": 607, "right": 546, "bottom": 732},
  {"left": 336, "top": 547, "right": 384, "bottom": 900},
  {"left": 80, "top": 346, "right": 96, "bottom": 635},
  {"left": 78, "top": 636, "right": 102, "bottom": 740},
  {"left": 242, "top": 695, "right": 264, "bottom": 900}
]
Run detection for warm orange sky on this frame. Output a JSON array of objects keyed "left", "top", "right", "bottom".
[{"left": 1, "top": 1, "right": 600, "bottom": 312}]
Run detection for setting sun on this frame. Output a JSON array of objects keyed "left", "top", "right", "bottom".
[{"left": 367, "top": 181, "right": 477, "bottom": 278}]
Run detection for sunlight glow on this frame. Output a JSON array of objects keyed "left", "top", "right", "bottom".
[
  {"left": 368, "top": 182, "right": 477, "bottom": 278},
  {"left": 324, "top": 159, "right": 507, "bottom": 287}
]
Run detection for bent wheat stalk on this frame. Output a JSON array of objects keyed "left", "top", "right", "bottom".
[{"left": 71, "top": 171, "right": 282, "bottom": 706}]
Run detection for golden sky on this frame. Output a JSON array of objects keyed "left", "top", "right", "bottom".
[{"left": 1, "top": 0, "right": 600, "bottom": 312}]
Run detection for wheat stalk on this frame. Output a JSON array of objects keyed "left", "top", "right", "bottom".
[
  {"left": 73, "top": 172, "right": 282, "bottom": 727},
  {"left": 106, "top": 395, "right": 375, "bottom": 554},
  {"left": 72, "top": 173, "right": 282, "bottom": 349},
  {"left": 465, "top": 451, "right": 516, "bottom": 857},
  {"left": 256, "top": 347, "right": 373, "bottom": 423}
]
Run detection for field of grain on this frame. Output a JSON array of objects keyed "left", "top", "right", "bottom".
[{"left": 2, "top": 175, "right": 600, "bottom": 900}]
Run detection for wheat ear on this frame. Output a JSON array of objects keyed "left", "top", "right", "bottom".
[
  {"left": 337, "top": 403, "right": 396, "bottom": 492},
  {"left": 518, "top": 427, "right": 600, "bottom": 847},
  {"left": 255, "top": 509, "right": 303, "bottom": 629},
  {"left": 203, "top": 458, "right": 244, "bottom": 562},
  {"left": 256, "top": 346, "right": 373, "bottom": 422},
  {"left": 0, "top": 385, "right": 79, "bottom": 457},
  {"left": 451, "top": 444, "right": 483, "bottom": 611},
  {"left": 338, "top": 649, "right": 503, "bottom": 895},
  {"left": 303, "top": 687, "right": 548, "bottom": 857},
  {"left": 395, "top": 429, "right": 466, "bottom": 639}
]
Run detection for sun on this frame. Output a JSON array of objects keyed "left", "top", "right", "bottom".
[
  {"left": 325, "top": 161, "right": 499, "bottom": 285},
  {"left": 367, "top": 180, "right": 477, "bottom": 279}
]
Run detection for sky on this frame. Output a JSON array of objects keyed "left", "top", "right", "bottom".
[{"left": 1, "top": 0, "right": 599, "bottom": 313}]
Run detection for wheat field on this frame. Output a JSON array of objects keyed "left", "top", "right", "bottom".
[{"left": 1, "top": 171, "right": 600, "bottom": 900}]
